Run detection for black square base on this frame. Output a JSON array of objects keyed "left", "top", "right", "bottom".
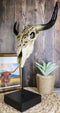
[{"left": 4, "top": 89, "right": 41, "bottom": 112}]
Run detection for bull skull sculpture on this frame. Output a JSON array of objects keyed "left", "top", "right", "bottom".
[{"left": 13, "top": 2, "right": 58, "bottom": 68}]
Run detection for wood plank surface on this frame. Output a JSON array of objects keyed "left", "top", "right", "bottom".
[{"left": 0, "top": 0, "right": 60, "bottom": 87}]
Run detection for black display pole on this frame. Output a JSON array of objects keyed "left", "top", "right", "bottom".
[{"left": 4, "top": 67, "right": 41, "bottom": 112}]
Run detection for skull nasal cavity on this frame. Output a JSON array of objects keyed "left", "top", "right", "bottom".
[
  {"left": 30, "top": 32, "right": 35, "bottom": 39},
  {"left": 19, "top": 51, "right": 22, "bottom": 57}
]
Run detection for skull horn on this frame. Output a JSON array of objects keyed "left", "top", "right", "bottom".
[
  {"left": 0, "top": 66, "right": 19, "bottom": 75},
  {"left": 13, "top": 22, "right": 19, "bottom": 35},
  {"left": 8, "top": 66, "right": 19, "bottom": 73},
  {"left": 36, "top": 2, "right": 58, "bottom": 32}
]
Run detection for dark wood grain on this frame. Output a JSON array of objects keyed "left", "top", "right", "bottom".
[
  {"left": 0, "top": 0, "right": 60, "bottom": 87},
  {"left": 0, "top": 0, "right": 15, "bottom": 53},
  {"left": 54, "top": 1, "right": 60, "bottom": 87}
]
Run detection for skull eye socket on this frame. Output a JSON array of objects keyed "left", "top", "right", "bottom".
[{"left": 30, "top": 32, "right": 35, "bottom": 39}]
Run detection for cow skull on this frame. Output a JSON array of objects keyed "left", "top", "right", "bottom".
[{"left": 13, "top": 2, "right": 58, "bottom": 68}]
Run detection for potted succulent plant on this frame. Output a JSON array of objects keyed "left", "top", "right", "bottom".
[{"left": 36, "top": 61, "right": 58, "bottom": 95}]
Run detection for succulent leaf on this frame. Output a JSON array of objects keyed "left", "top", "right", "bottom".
[
  {"left": 35, "top": 62, "right": 44, "bottom": 69},
  {"left": 36, "top": 61, "right": 58, "bottom": 76}
]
